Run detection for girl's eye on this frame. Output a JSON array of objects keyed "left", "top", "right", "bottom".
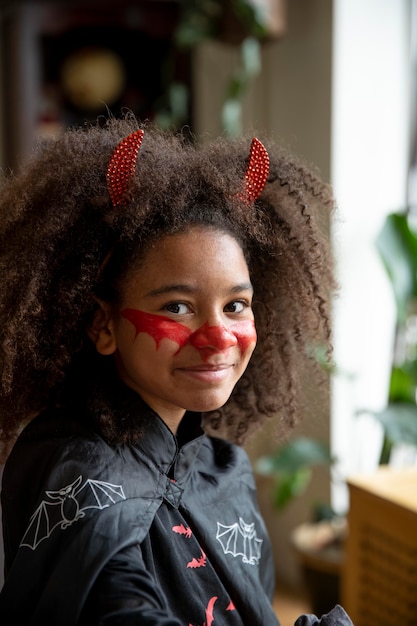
[
  {"left": 164, "top": 302, "right": 190, "bottom": 315},
  {"left": 224, "top": 300, "right": 249, "bottom": 314}
]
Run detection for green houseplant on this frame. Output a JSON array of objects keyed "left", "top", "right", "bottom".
[
  {"left": 370, "top": 210, "right": 417, "bottom": 462},
  {"left": 255, "top": 435, "right": 335, "bottom": 513}
]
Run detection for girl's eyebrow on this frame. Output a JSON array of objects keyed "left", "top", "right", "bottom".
[
  {"left": 229, "top": 283, "right": 254, "bottom": 294},
  {"left": 144, "top": 282, "right": 253, "bottom": 298}
]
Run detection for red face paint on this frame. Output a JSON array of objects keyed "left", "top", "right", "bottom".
[
  {"left": 121, "top": 309, "right": 191, "bottom": 349},
  {"left": 189, "top": 322, "right": 238, "bottom": 351},
  {"left": 120, "top": 308, "right": 256, "bottom": 357},
  {"left": 229, "top": 319, "right": 257, "bottom": 353}
]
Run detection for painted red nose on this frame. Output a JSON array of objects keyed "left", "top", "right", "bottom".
[{"left": 189, "top": 322, "right": 238, "bottom": 351}]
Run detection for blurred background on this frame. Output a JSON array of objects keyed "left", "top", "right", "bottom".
[{"left": 0, "top": 1, "right": 416, "bottom": 623}]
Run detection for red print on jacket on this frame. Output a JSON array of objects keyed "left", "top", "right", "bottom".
[
  {"left": 187, "top": 550, "right": 207, "bottom": 569},
  {"left": 190, "top": 596, "right": 217, "bottom": 626},
  {"left": 172, "top": 524, "right": 192, "bottom": 538}
]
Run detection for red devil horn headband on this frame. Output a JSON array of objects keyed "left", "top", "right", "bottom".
[
  {"left": 106, "top": 129, "right": 144, "bottom": 207},
  {"left": 242, "top": 137, "right": 270, "bottom": 203},
  {"left": 106, "top": 130, "right": 269, "bottom": 207}
]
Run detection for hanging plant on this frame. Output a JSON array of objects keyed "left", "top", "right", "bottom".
[{"left": 155, "top": 0, "right": 280, "bottom": 135}]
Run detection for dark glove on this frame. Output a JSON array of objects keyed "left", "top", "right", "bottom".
[{"left": 294, "top": 605, "right": 354, "bottom": 626}]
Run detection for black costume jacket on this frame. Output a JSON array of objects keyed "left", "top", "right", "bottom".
[
  {"left": 0, "top": 384, "right": 354, "bottom": 626},
  {"left": 0, "top": 388, "right": 279, "bottom": 626}
]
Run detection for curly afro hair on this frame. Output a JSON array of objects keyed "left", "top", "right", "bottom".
[{"left": 0, "top": 115, "right": 336, "bottom": 453}]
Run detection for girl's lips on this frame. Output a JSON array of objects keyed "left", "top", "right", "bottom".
[
  {"left": 176, "top": 364, "right": 234, "bottom": 382},
  {"left": 183, "top": 363, "right": 232, "bottom": 370}
]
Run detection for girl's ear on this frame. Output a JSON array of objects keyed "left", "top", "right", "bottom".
[{"left": 87, "top": 301, "right": 117, "bottom": 355}]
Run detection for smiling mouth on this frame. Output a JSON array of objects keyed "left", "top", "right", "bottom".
[
  {"left": 177, "top": 364, "right": 235, "bottom": 382},
  {"left": 183, "top": 364, "right": 232, "bottom": 371}
]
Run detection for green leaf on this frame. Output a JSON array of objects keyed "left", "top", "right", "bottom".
[
  {"left": 370, "top": 403, "right": 417, "bottom": 446},
  {"left": 376, "top": 212, "right": 417, "bottom": 324},
  {"left": 241, "top": 37, "right": 261, "bottom": 76},
  {"left": 389, "top": 365, "right": 417, "bottom": 403},
  {"left": 255, "top": 436, "right": 334, "bottom": 475},
  {"left": 273, "top": 468, "right": 312, "bottom": 510},
  {"left": 306, "top": 343, "right": 337, "bottom": 375},
  {"left": 168, "top": 83, "right": 188, "bottom": 122},
  {"left": 174, "top": 1, "right": 221, "bottom": 48},
  {"left": 225, "top": 70, "right": 248, "bottom": 100},
  {"left": 231, "top": 0, "right": 269, "bottom": 38},
  {"left": 256, "top": 437, "right": 334, "bottom": 510},
  {"left": 222, "top": 99, "right": 242, "bottom": 136}
]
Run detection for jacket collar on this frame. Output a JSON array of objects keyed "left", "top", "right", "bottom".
[{"left": 131, "top": 396, "right": 205, "bottom": 480}]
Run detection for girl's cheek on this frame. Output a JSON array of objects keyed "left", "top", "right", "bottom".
[{"left": 230, "top": 320, "right": 257, "bottom": 354}]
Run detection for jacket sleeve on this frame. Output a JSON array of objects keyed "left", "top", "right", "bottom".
[
  {"left": 294, "top": 605, "right": 354, "bottom": 626},
  {"left": 78, "top": 543, "right": 182, "bottom": 626}
]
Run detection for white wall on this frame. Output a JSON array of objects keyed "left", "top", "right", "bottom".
[{"left": 331, "top": 0, "right": 411, "bottom": 512}]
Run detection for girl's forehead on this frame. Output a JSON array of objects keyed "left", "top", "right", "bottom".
[
  {"left": 140, "top": 226, "right": 245, "bottom": 263},
  {"left": 121, "top": 228, "right": 250, "bottom": 296}
]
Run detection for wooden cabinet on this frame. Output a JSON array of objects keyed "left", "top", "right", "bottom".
[{"left": 342, "top": 467, "right": 417, "bottom": 625}]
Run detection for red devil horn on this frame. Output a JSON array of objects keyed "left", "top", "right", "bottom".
[
  {"left": 243, "top": 137, "right": 269, "bottom": 203},
  {"left": 106, "top": 129, "right": 144, "bottom": 207}
]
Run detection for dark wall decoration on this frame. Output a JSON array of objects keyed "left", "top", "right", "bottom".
[{"left": 0, "top": 0, "right": 191, "bottom": 169}]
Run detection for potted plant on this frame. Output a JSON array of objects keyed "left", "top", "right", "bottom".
[{"left": 255, "top": 433, "right": 345, "bottom": 616}]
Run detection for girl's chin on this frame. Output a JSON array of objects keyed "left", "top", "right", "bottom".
[{"left": 184, "top": 393, "right": 233, "bottom": 414}]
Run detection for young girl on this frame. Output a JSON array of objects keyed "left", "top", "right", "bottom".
[{"left": 0, "top": 117, "right": 351, "bottom": 625}]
